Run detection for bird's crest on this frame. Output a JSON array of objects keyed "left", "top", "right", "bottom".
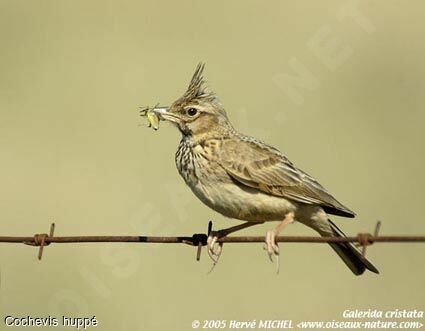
[{"left": 182, "top": 63, "right": 217, "bottom": 102}]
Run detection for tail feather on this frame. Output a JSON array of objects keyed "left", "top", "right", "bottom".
[{"left": 324, "top": 219, "right": 379, "bottom": 275}]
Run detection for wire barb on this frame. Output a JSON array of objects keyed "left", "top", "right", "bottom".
[{"left": 23, "top": 223, "right": 55, "bottom": 260}]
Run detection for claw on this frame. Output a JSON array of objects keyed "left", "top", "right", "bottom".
[
  {"left": 263, "top": 242, "right": 273, "bottom": 262},
  {"left": 273, "top": 257, "right": 279, "bottom": 273},
  {"left": 205, "top": 221, "right": 262, "bottom": 273},
  {"left": 210, "top": 236, "right": 217, "bottom": 250},
  {"left": 207, "top": 233, "right": 224, "bottom": 272},
  {"left": 274, "top": 243, "right": 280, "bottom": 274},
  {"left": 207, "top": 246, "right": 218, "bottom": 263},
  {"left": 268, "top": 253, "right": 274, "bottom": 263},
  {"left": 264, "top": 229, "right": 280, "bottom": 273},
  {"left": 262, "top": 213, "right": 294, "bottom": 274},
  {"left": 207, "top": 262, "right": 217, "bottom": 274}
]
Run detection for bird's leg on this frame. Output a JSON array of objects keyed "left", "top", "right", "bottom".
[
  {"left": 207, "top": 221, "right": 263, "bottom": 269},
  {"left": 264, "top": 212, "right": 295, "bottom": 273}
]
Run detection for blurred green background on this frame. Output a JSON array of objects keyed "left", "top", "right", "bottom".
[{"left": 0, "top": 0, "right": 424, "bottom": 330}]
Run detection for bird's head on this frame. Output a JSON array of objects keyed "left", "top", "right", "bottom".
[{"left": 154, "top": 63, "right": 233, "bottom": 138}]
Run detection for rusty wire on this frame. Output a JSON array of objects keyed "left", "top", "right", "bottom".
[{"left": 0, "top": 221, "right": 424, "bottom": 261}]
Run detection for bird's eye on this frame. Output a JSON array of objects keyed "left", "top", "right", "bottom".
[{"left": 186, "top": 108, "right": 198, "bottom": 116}]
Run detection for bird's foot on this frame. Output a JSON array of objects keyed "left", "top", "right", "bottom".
[
  {"left": 263, "top": 229, "right": 280, "bottom": 274},
  {"left": 205, "top": 222, "right": 262, "bottom": 273},
  {"left": 207, "top": 231, "right": 224, "bottom": 273}
]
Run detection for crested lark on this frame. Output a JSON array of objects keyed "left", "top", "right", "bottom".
[{"left": 151, "top": 63, "right": 378, "bottom": 275}]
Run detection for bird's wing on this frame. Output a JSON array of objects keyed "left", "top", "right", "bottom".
[{"left": 218, "top": 137, "right": 355, "bottom": 217}]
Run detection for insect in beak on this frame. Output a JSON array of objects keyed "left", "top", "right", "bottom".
[{"left": 139, "top": 105, "right": 168, "bottom": 130}]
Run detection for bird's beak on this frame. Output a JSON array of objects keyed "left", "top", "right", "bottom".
[
  {"left": 152, "top": 106, "right": 180, "bottom": 123},
  {"left": 152, "top": 106, "right": 168, "bottom": 118}
]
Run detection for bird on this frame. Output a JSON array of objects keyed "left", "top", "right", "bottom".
[{"left": 150, "top": 63, "right": 379, "bottom": 275}]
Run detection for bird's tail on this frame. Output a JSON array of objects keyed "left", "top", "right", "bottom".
[{"left": 319, "top": 219, "right": 379, "bottom": 275}]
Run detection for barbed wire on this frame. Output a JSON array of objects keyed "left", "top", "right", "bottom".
[{"left": 1, "top": 221, "right": 424, "bottom": 261}]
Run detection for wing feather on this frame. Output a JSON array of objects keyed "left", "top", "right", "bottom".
[{"left": 218, "top": 137, "right": 355, "bottom": 217}]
